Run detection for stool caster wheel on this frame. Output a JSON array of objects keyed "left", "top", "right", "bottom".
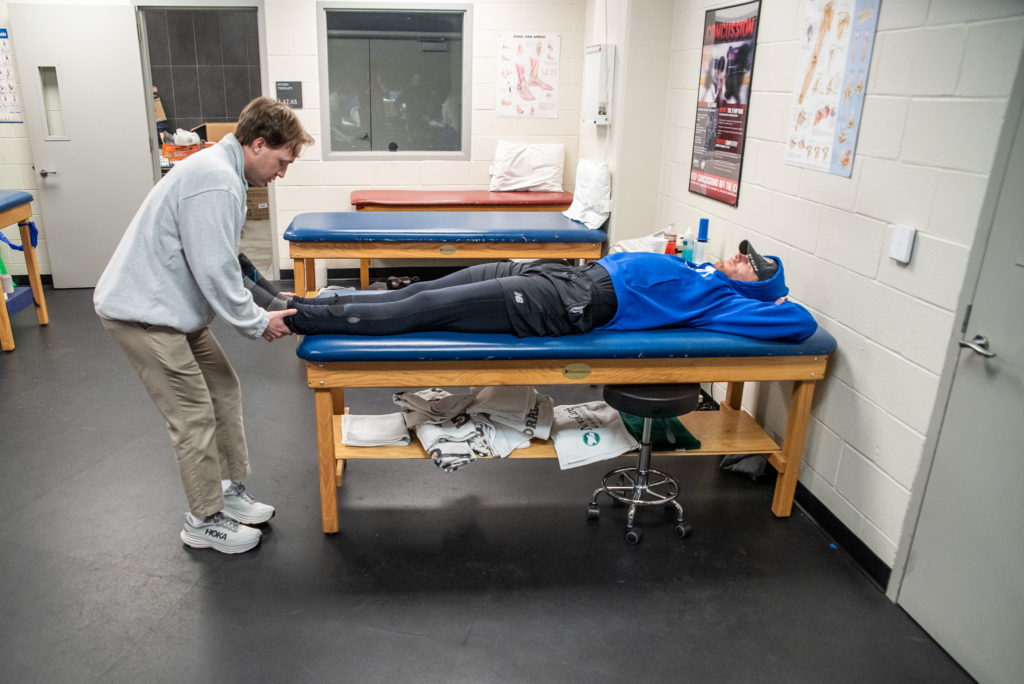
[
  {"left": 674, "top": 522, "right": 693, "bottom": 539},
  {"left": 587, "top": 503, "right": 600, "bottom": 521},
  {"left": 626, "top": 528, "right": 643, "bottom": 545}
]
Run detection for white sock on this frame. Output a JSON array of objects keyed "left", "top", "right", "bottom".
[
  {"left": 188, "top": 513, "right": 205, "bottom": 525},
  {"left": 222, "top": 479, "right": 233, "bottom": 492}
]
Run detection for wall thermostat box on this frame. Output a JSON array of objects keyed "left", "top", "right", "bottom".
[
  {"left": 889, "top": 224, "right": 916, "bottom": 264},
  {"left": 582, "top": 44, "right": 615, "bottom": 125}
]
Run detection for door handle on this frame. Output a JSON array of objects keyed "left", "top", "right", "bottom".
[
  {"left": 959, "top": 335, "right": 996, "bottom": 358},
  {"left": 39, "top": 169, "right": 57, "bottom": 178}
]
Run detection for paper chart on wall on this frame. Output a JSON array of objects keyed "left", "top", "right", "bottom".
[
  {"left": 785, "top": 0, "right": 879, "bottom": 176},
  {"left": 0, "top": 29, "right": 23, "bottom": 124},
  {"left": 496, "top": 33, "right": 559, "bottom": 119}
]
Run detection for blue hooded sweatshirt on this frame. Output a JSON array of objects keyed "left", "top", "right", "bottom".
[{"left": 596, "top": 252, "right": 817, "bottom": 341}]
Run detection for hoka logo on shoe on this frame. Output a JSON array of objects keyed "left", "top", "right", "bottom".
[{"left": 205, "top": 529, "right": 228, "bottom": 540}]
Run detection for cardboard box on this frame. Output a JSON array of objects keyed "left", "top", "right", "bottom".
[
  {"left": 192, "top": 122, "right": 237, "bottom": 143},
  {"left": 246, "top": 187, "right": 269, "bottom": 221},
  {"left": 152, "top": 86, "right": 167, "bottom": 123}
]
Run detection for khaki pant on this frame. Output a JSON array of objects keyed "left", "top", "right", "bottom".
[{"left": 102, "top": 318, "right": 250, "bottom": 517}]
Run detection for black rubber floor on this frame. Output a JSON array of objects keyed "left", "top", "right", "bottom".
[{"left": 0, "top": 287, "right": 974, "bottom": 684}]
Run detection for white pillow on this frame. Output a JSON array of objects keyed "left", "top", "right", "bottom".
[
  {"left": 563, "top": 159, "right": 610, "bottom": 229},
  {"left": 489, "top": 140, "right": 565, "bottom": 192}
]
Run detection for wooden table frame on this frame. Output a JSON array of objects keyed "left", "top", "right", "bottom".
[
  {"left": 1, "top": 200, "right": 49, "bottom": 352},
  {"left": 291, "top": 240, "right": 602, "bottom": 291},
  {"left": 304, "top": 352, "right": 827, "bottom": 534}
]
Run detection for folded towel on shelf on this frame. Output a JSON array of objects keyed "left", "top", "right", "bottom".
[
  {"left": 473, "top": 415, "right": 533, "bottom": 458},
  {"left": 393, "top": 387, "right": 476, "bottom": 429},
  {"left": 488, "top": 391, "right": 555, "bottom": 441},
  {"left": 469, "top": 385, "right": 535, "bottom": 422},
  {"left": 341, "top": 413, "right": 411, "bottom": 447},
  {"left": 551, "top": 401, "right": 639, "bottom": 470}
]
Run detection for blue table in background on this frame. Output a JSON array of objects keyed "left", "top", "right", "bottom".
[{"left": 1, "top": 190, "right": 49, "bottom": 351}]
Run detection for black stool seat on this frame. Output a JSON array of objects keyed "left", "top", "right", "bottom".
[{"left": 602, "top": 383, "right": 700, "bottom": 419}]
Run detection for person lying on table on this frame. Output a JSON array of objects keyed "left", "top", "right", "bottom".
[{"left": 240, "top": 240, "right": 817, "bottom": 342}]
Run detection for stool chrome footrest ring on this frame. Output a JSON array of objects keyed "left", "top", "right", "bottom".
[{"left": 597, "top": 466, "right": 679, "bottom": 507}]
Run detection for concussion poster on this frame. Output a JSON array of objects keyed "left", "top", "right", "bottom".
[{"left": 688, "top": 1, "right": 760, "bottom": 207}]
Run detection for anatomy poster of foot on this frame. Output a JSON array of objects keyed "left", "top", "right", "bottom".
[
  {"left": 496, "top": 34, "right": 559, "bottom": 119},
  {"left": 688, "top": 1, "right": 761, "bottom": 207},
  {"left": 786, "top": 0, "right": 879, "bottom": 176}
]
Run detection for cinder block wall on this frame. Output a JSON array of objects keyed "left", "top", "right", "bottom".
[
  {"left": 269, "top": 0, "right": 588, "bottom": 272},
  {"left": 657, "top": 0, "right": 1024, "bottom": 565}
]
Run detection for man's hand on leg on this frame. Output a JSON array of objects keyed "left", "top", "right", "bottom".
[{"left": 262, "top": 309, "right": 296, "bottom": 341}]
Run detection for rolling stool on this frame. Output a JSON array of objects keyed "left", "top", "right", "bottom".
[{"left": 587, "top": 383, "right": 701, "bottom": 544}]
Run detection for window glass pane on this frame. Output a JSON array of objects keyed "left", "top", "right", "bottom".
[
  {"left": 327, "top": 38, "right": 371, "bottom": 151},
  {"left": 325, "top": 10, "right": 463, "bottom": 154},
  {"left": 368, "top": 38, "right": 461, "bottom": 152},
  {"left": 38, "top": 66, "right": 66, "bottom": 137}
]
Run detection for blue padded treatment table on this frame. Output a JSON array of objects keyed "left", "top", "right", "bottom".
[
  {"left": 0, "top": 190, "right": 48, "bottom": 352},
  {"left": 285, "top": 211, "right": 607, "bottom": 291},
  {"left": 297, "top": 326, "right": 837, "bottom": 533}
]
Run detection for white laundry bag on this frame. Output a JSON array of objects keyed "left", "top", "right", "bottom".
[
  {"left": 607, "top": 231, "right": 670, "bottom": 254},
  {"left": 489, "top": 140, "right": 565, "bottom": 192},
  {"left": 562, "top": 159, "right": 611, "bottom": 230}
]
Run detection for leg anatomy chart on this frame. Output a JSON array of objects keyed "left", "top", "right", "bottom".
[
  {"left": 786, "top": 0, "right": 879, "bottom": 176},
  {"left": 496, "top": 34, "right": 559, "bottom": 119}
]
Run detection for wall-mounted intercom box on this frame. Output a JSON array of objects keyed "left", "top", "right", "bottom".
[{"left": 582, "top": 44, "right": 615, "bottom": 125}]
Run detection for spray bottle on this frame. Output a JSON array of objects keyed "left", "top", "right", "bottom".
[
  {"left": 680, "top": 227, "right": 694, "bottom": 261},
  {"left": 692, "top": 218, "right": 709, "bottom": 264},
  {"left": 663, "top": 222, "right": 677, "bottom": 255}
]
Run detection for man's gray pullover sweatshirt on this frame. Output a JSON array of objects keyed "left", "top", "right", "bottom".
[{"left": 94, "top": 134, "right": 269, "bottom": 338}]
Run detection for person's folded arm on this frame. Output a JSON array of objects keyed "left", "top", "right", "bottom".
[
  {"left": 179, "top": 189, "right": 270, "bottom": 339},
  {"left": 691, "top": 295, "right": 818, "bottom": 342}
]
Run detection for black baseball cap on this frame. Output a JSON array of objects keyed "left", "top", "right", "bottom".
[{"left": 739, "top": 240, "right": 779, "bottom": 281}]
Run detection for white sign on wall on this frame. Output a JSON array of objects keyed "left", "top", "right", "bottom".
[
  {"left": 496, "top": 33, "right": 559, "bottom": 119},
  {"left": 0, "top": 29, "right": 23, "bottom": 124},
  {"left": 785, "top": 0, "right": 879, "bottom": 176}
]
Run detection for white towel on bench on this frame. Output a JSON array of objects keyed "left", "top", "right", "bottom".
[
  {"left": 341, "top": 413, "right": 411, "bottom": 447},
  {"left": 551, "top": 402, "right": 639, "bottom": 469},
  {"left": 394, "top": 387, "right": 475, "bottom": 429}
]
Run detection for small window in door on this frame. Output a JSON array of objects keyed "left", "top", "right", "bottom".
[
  {"left": 321, "top": 7, "right": 470, "bottom": 159},
  {"left": 38, "top": 65, "right": 67, "bottom": 138}
]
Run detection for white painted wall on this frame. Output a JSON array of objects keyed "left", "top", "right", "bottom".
[
  {"left": 657, "top": 0, "right": 1024, "bottom": 565},
  {"left": 273, "top": 0, "right": 588, "bottom": 271}
]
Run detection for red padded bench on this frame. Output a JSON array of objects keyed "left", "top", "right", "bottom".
[{"left": 351, "top": 190, "right": 574, "bottom": 213}]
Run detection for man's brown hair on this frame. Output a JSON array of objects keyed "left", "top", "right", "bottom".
[{"left": 235, "top": 97, "right": 313, "bottom": 155}]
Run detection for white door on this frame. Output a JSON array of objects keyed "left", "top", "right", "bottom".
[
  {"left": 895, "top": 67, "right": 1024, "bottom": 683},
  {"left": 10, "top": 4, "right": 154, "bottom": 288}
]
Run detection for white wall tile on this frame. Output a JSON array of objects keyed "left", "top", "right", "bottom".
[
  {"left": 802, "top": 417, "right": 844, "bottom": 484},
  {"left": 751, "top": 42, "right": 798, "bottom": 93},
  {"left": 855, "top": 97, "right": 908, "bottom": 159},
  {"left": 927, "top": 171, "right": 988, "bottom": 245},
  {"left": 816, "top": 208, "right": 886, "bottom": 278},
  {"left": 800, "top": 469, "right": 865, "bottom": 534},
  {"left": 835, "top": 445, "right": 911, "bottom": 540},
  {"left": 858, "top": 519, "right": 898, "bottom": 566},
  {"left": 754, "top": 142, "right": 802, "bottom": 194},
  {"left": 476, "top": 3, "right": 526, "bottom": 31},
  {"left": 855, "top": 157, "right": 938, "bottom": 228},
  {"left": 419, "top": 161, "right": 471, "bottom": 186},
  {"left": 956, "top": 18, "right": 1024, "bottom": 97},
  {"left": 902, "top": 100, "right": 1007, "bottom": 173},
  {"left": 877, "top": 230, "right": 970, "bottom": 310},
  {"left": 814, "top": 317, "right": 867, "bottom": 389},
  {"left": 797, "top": 161, "right": 861, "bottom": 212},
  {"left": 265, "top": 1, "right": 316, "bottom": 30},
  {"left": 369, "top": 161, "right": 422, "bottom": 186},
  {"left": 857, "top": 341, "right": 940, "bottom": 434},
  {"left": 746, "top": 92, "right": 789, "bottom": 143},
  {"left": 767, "top": 193, "right": 821, "bottom": 253},
  {"left": 927, "top": 0, "right": 1024, "bottom": 25},
  {"left": 785, "top": 249, "right": 845, "bottom": 318},
  {"left": 876, "top": 0, "right": 930, "bottom": 30},
  {"left": 756, "top": 0, "right": 800, "bottom": 43},
  {"left": 0, "top": 138, "right": 33, "bottom": 165},
  {"left": 873, "top": 27, "right": 968, "bottom": 96}
]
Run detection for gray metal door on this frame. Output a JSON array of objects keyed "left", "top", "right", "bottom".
[
  {"left": 10, "top": 3, "right": 154, "bottom": 288},
  {"left": 896, "top": 66, "right": 1024, "bottom": 684}
]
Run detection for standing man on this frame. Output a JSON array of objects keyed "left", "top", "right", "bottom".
[{"left": 94, "top": 98, "right": 312, "bottom": 554}]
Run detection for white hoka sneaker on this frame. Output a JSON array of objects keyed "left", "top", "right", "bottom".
[
  {"left": 180, "top": 512, "right": 262, "bottom": 554},
  {"left": 221, "top": 481, "right": 276, "bottom": 525}
]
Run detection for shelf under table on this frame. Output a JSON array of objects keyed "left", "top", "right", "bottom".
[{"left": 333, "top": 408, "right": 781, "bottom": 476}]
